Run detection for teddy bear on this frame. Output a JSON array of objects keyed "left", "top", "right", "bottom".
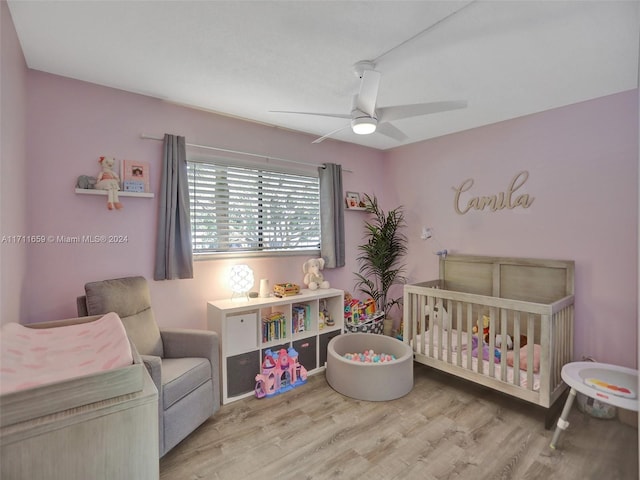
[
  {"left": 95, "top": 156, "right": 122, "bottom": 210},
  {"left": 302, "top": 258, "right": 329, "bottom": 290}
]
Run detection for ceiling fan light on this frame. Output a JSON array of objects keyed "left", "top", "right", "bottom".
[{"left": 351, "top": 116, "right": 377, "bottom": 135}]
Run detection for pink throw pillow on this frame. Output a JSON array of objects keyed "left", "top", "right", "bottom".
[{"left": 506, "top": 344, "right": 541, "bottom": 373}]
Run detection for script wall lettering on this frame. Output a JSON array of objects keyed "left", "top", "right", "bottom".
[{"left": 453, "top": 171, "right": 534, "bottom": 215}]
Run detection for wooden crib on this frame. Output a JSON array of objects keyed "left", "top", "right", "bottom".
[{"left": 403, "top": 254, "right": 575, "bottom": 427}]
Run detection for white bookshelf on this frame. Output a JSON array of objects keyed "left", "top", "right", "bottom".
[{"left": 207, "top": 288, "right": 344, "bottom": 404}]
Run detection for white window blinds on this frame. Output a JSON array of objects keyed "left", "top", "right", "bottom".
[{"left": 188, "top": 161, "right": 321, "bottom": 254}]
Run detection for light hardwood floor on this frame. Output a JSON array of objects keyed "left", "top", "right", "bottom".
[{"left": 160, "top": 363, "right": 638, "bottom": 480}]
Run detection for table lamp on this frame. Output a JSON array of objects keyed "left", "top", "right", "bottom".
[{"left": 229, "top": 264, "right": 254, "bottom": 300}]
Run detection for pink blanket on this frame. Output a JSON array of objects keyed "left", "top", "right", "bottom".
[{"left": 0, "top": 312, "right": 133, "bottom": 394}]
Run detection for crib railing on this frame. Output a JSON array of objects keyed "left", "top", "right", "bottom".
[{"left": 404, "top": 282, "right": 574, "bottom": 407}]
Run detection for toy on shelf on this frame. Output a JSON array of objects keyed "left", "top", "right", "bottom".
[
  {"left": 302, "top": 258, "right": 330, "bottom": 290},
  {"left": 319, "top": 299, "right": 334, "bottom": 327},
  {"left": 254, "top": 347, "right": 308, "bottom": 399},
  {"left": 343, "top": 293, "right": 384, "bottom": 334},
  {"left": 95, "top": 156, "right": 122, "bottom": 210},
  {"left": 273, "top": 283, "right": 300, "bottom": 297}
]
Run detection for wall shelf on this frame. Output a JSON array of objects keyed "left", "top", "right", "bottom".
[
  {"left": 75, "top": 188, "right": 154, "bottom": 198},
  {"left": 345, "top": 207, "right": 367, "bottom": 211}
]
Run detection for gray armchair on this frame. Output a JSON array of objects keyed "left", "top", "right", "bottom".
[{"left": 77, "top": 276, "right": 220, "bottom": 457}]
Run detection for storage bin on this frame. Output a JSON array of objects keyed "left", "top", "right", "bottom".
[
  {"left": 293, "top": 337, "right": 317, "bottom": 371},
  {"left": 344, "top": 312, "right": 384, "bottom": 334},
  {"left": 227, "top": 350, "right": 260, "bottom": 397}
]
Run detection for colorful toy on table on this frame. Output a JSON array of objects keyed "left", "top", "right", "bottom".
[
  {"left": 344, "top": 295, "right": 378, "bottom": 326},
  {"left": 363, "top": 298, "right": 376, "bottom": 316},
  {"left": 342, "top": 349, "right": 397, "bottom": 363},
  {"left": 584, "top": 377, "right": 636, "bottom": 399},
  {"left": 254, "top": 347, "right": 308, "bottom": 399}
]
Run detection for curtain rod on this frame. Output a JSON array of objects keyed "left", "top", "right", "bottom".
[{"left": 140, "top": 134, "right": 352, "bottom": 172}]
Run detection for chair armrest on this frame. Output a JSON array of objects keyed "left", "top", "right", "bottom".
[
  {"left": 161, "top": 329, "right": 220, "bottom": 411},
  {"left": 160, "top": 329, "right": 219, "bottom": 362},
  {"left": 77, "top": 295, "right": 88, "bottom": 316},
  {"left": 140, "top": 354, "right": 162, "bottom": 393}
]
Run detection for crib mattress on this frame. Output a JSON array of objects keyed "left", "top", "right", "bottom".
[{"left": 412, "top": 330, "right": 541, "bottom": 391}]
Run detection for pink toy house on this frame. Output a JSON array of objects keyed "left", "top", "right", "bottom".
[{"left": 254, "top": 347, "right": 308, "bottom": 399}]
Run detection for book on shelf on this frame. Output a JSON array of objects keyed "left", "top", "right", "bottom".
[
  {"left": 262, "top": 312, "right": 286, "bottom": 342},
  {"left": 121, "top": 159, "right": 150, "bottom": 193}
]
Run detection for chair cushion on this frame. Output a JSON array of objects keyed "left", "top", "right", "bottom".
[
  {"left": 161, "top": 357, "right": 211, "bottom": 410},
  {"left": 84, "top": 276, "right": 163, "bottom": 357}
]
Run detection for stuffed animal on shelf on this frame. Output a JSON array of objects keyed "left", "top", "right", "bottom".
[
  {"left": 302, "top": 257, "right": 329, "bottom": 290},
  {"left": 95, "top": 156, "right": 122, "bottom": 210},
  {"left": 76, "top": 175, "right": 96, "bottom": 190}
]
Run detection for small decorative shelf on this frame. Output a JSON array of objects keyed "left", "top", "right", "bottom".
[
  {"left": 75, "top": 188, "right": 154, "bottom": 198},
  {"left": 345, "top": 206, "right": 367, "bottom": 211}
]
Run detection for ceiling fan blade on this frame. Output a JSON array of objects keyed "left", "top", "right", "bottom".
[
  {"left": 311, "top": 123, "right": 351, "bottom": 144},
  {"left": 378, "top": 100, "right": 467, "bottom": 122},
  {"left": 376, "top": 122, "right": 408, "bottom": 142},
  {"left": 356, "top": 69, "right": 381, "bottom": 117},
  {"left": 269, "top": 110, "right": 351, "bottom": 120}
]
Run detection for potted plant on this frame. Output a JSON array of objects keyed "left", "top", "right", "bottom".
[{"left": 354, "top": 194, "right": 408, "bottom": 319}]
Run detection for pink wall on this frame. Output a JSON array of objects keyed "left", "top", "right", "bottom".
[
  {"left": 24, "top": 71, "right": 386, "bottom": 328},
  {"left": 1, "top": 1, "right": 29, "bottom": 325},
  {"left": 387, "top": 89, "right": 639, "bottom": 368},
  {"left": 8, "top": 3, "right": 638, "bottom": 369}
]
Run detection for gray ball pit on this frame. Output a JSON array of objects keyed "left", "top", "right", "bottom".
[{"left": 326, "top": 333, "right": 413, "bottom": 401}]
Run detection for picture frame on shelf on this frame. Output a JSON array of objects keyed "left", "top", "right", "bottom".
[
  {"left": 121, "top": 159, "right": 150, "bottom": 193},
  {"left": 345, "top": 191, "right": 361, "bottom": 209}
]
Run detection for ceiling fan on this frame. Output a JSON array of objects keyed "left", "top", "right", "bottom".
[{"left": 270, "top": 60, "right": 467, "bottom": 144}]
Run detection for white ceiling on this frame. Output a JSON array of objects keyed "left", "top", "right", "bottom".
[{"left": 8, "top": 0, "right": 639, "bottom": 151}]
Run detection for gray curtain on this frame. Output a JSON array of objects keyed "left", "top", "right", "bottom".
[
  {"left": 154, "top": 134, "right": 193, "bottom": 280},
  {"left": 318, "top": 163, "right": 345, "bottom": 268}
]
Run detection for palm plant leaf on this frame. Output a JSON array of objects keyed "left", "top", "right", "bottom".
[{"left": 354, "top": 194, "right": 407, "bottom": 318}]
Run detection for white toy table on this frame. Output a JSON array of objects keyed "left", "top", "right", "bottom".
[{"left": 550, "top": 362, "right": 638, "bottom": 449}]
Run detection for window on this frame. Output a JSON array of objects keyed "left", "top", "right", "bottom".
[{"left": 187, "top": 160, "right": 321, "bottom": 255}]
